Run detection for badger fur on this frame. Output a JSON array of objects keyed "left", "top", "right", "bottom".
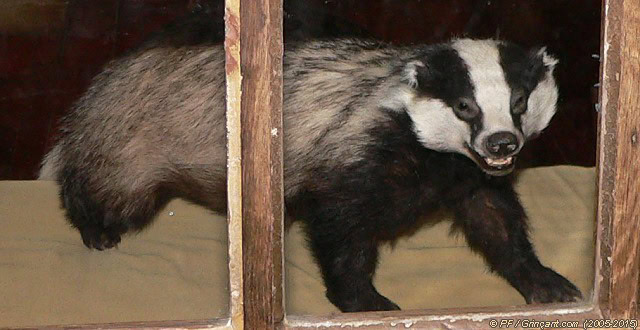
[{"left": 40, "top": 35, "right": 582, "bottom": 311}]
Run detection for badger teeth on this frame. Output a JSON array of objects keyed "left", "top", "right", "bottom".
[{"left": 485, "top": 157, "right": 513, "bottom": 167}]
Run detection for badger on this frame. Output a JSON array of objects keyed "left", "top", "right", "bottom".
[{"left": 40, "top": 33, "right": 583, "bottom": 311}]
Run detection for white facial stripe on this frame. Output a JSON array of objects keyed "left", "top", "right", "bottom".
[
  {"left": 406, "top": 98, "right": 470, "bottom": 154},
  {"left": 523, "top": 69, "right": 558, "bottom": 137},
  {"left": 452, "top": 39, "right": 519, "bottom": 154}
]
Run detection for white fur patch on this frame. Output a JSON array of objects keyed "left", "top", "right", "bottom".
[
  {"left": 379, "top": 86, "right": 414, "bottom": 111},
  {"left": 405, "top": 98, "right": 470, "bottom": 154},
  {"left": 523, "top": 69, "right": 558, "bottom": 138},
  {"left": 452, "top": 39, "right": 522, "bottom": 156},
  {"left": 402, "top": 60, "right": 424, "bottom": 89},
  {"left": 521, "top": 48, "right": 559, "bottom": 138},
  {"left": 538, "top": 47, "right": 559, "bottom": 68}
]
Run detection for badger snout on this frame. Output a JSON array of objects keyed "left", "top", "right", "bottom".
[
  {"left": 480, "top": 131, "right": 520, "bottom": 173},
  {"left": 464, "top": 131, "right": 522, "bottom": 176},
  {"left": 485, "top": 131, "right": 519, "bottom": 158}
]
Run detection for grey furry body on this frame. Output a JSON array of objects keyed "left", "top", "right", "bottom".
[{"left": 42, "top": 40, "right": 407, "bottom": 212}]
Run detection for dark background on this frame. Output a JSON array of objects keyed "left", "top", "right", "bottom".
[{"left": 0, "top": 0, "right": 601, "bottom": 179}]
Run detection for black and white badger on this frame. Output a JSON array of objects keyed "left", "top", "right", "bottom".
[{"left": 40, "top": 33, "right": 582, "bottom": 311}]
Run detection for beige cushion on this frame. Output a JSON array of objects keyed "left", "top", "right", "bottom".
[{"left": 0, "top": 165, "right": 595, "bottom": 326}]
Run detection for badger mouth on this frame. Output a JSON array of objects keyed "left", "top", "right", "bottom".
[{"left": 464, "top": 143, "right": 516, "bottom": 176}]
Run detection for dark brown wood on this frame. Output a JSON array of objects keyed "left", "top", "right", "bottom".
[
  {"left": 595, "top": 0, "right": 640, "bottom": 319},
  {"left": 240, "top": 0, "right": 285, "bottom": 328},
  {"left": 594, "top": 0, "right": 621, "bottom": 311}
]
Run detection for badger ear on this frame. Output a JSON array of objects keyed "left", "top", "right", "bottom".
[
  {"left": 402, "top": 60, "right": 426, "bottom": 89},
  {"left": 534, "top": 46, "right": 559, "bottom": 71}
]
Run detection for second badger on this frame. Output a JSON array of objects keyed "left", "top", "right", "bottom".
[{"left": 41, "top": 37, "right": 582, "bottom": 311}]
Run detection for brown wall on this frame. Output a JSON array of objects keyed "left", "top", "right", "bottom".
[
  {"left": 0, "top": 0, "right": 601, "bottom": 179},
  {"left": 0, "top": 0, "right": 199, "bottom": 179}
]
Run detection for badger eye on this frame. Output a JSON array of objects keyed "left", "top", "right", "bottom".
[
  {"left": 454, "top": 99, "right": 478, "bottom": 120},
  {"left": 512, "top": 95, "right": 528, "bottom": 115}
]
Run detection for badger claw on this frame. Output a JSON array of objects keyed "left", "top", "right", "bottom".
[
  {"left": 79, "top": 225, "right": 123, "bottom": 250},
  {"left": 523, "top": 267, "right": 583, "bottom": 304}
]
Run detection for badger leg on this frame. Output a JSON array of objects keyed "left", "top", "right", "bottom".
[
  {"left": 451, "top": 184, "right": 583, "bottom": 304},
  {"left": 306, "top": 228, "right": 401, "bottom": 312},
  {"left": 59, "top": 166, "right": 167, "bottom": 250}
]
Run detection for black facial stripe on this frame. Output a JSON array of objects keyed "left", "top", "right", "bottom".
[
  {"left": 512, "top": 114, "right": 523, "bottom": 132},
  {"left": 498, "top": 42, "right": 548, "bottom": 132},
  {"left": 413, "top": 45, "right": 477, "bottom": 109},
  {"left": 498, "top": 43, "right": 547, "bottom": 93},
  {"left": 411, "top": 44, "right": 483, "bottom": 142},
  {"left": 510, "top": 91, "right": 525, "bottom": 132},
  {"left": 469, "top": 111, "right": 484, "bottom": 146}
]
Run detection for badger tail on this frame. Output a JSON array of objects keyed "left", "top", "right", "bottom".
[{"left": 38, "top": 144, "right": 62, "bottom": 180}]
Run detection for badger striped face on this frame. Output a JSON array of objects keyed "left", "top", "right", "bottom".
[{"left": 402, "top": 39, "right": 558, "bottom": 176}]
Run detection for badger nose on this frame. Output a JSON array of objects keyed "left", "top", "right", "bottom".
[{"left": 485, "top": 131, "right": 518, "bottom": 157}]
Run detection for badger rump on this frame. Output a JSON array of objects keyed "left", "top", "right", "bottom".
[{"left": 40, "top": 30, "right": 582, "bottom": 311}]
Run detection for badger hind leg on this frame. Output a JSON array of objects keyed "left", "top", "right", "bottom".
[{"left": 59, "top": 166, "right": 169, "bottom": 250}]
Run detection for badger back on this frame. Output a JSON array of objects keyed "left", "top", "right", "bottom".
[
  {"left": 42, "top": 45, "right": 228, "bottom": 208},
  {"left": 281, "top": 39, "right": 411, "bottom": 196}
]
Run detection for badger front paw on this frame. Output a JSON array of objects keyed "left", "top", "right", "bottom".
[
  {"left": 523, "top": 266, "right": 583, "bottom": 304},
  {"left": 79, "top": 225, "right": 124, "bottom": 250},
  {"left": 327, "top": 288, "right": 401, "bottom": 312}
]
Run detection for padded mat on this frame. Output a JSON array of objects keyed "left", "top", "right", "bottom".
[{"left": 0, "top": 166, "right": 595, "bottom": 326}]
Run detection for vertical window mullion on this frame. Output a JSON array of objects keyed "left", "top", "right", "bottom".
[
  {"left": 224, "top": 0, "right": 245, "bottom": 328},
  {"left": 596, "top": 0, "right": 640, "bottom": 319},
  {"left": 238, "top": 0, "right": 285, "bottom": 328}
]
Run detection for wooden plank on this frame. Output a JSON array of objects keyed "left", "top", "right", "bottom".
[
  {"left": 606, "top": 0, "right": 640, "bottom": 319},
  {"left": 224, "top": 0, "right": 244, "bottom": 328},
  {"left": 12, "top": 318, "right": 231, "bottom": 330},
  {"left": 239, "top": 0, "right": 285, "bottom": 328},
  {"left": 596, "top": 0, "right": 640, "bottom": 319},
  {"left": 285, "top": 304, "right": 601, "bottom": 329},
  {"left": 594, "top": 0, "right": 621, "bottom": 311}
]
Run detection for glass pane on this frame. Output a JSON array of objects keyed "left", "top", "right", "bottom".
[
  {"left": 282, "top": 0, "right": 599, "bottom": 314},
  {"left": 0, "top": 0, "right": 230, "bottom": 327}
]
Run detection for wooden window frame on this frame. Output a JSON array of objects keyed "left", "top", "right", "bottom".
[
  {"left": 24, "top": 0, "right": 637, "bottom": 328},
  {"left": 240, "top": 0, "right": 640, "bottom": 328}
]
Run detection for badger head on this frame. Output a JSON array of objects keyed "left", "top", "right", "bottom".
[{"left": 398, "top": 39, "right": 559, "bottom": 176}]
